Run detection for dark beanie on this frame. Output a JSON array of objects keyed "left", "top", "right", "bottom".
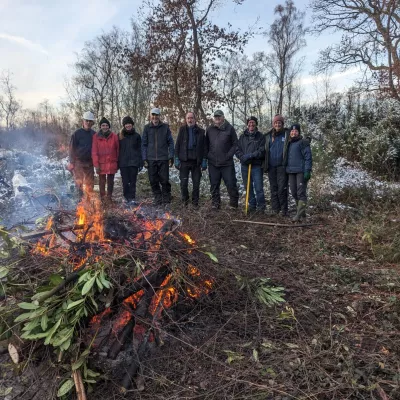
[
  {"left": 273, "top": 114, "right": 284, "bottom": 124},
  {"left": 99, "top": 117, "right": 110, "bottom": 127},
  {"left": 290, "top": 124, "right": 301, "bottom": 134},
  {"left": 246, "top": 116, "right": 258, "bottom": 126},
  {"left": 122, "top": 116, "right": 134, "bottom": 127}
]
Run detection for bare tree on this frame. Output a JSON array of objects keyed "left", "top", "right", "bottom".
[
  {"left": 0, "top": 71, "right": 21, "bottom": 130},
  {"left": 310, "top": 0, "right": 400, "bottom": 101},
  {"left": 264, "top": 0, "right": 307, "bottom": 115}
]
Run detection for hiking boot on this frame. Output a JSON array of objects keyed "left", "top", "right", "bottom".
[{"left": 292, "top": 200, "right": 306, "bottom": 222}]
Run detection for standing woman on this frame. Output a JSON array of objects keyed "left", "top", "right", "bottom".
[
  {"left": 286, "top": 124, "right": 312, "bottom": 222},
  {"left": 119, "top": 116, "right": 143, "bottom": 204},
  {"left": 92, "top": 117, "right": 119, "bottom": 203}
]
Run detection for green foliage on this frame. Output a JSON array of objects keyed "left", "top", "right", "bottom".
[
  {"left": 236, "top": 275, "right": 285, "bottom": 306},
  {"left": 14, "top": 265, "right": 112, "bottom": 351}
]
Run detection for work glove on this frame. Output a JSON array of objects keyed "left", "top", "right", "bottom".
[
  {"left": 174, "top": 157, "right": 181, "bottom": 170},
  {"left": 143, "top": 160, "right": 149, "bottom": 169},
  {"left": 95, "top": 167, "right": 101, "bottom": 175},
  {"left": 169, "top": 158, "right": 174, "bottom": 168},
  {"left": 304, "top": 171, "right": 311, "bottom": 181},
  {"left": 240, "top": 154, "right": 251, "bottom": 164},
  {"left": 66, "top": 163, "right": 74, "bottom": 172},
  {"left": 201, "top": 158, "right": 207, "bottom": 171}
]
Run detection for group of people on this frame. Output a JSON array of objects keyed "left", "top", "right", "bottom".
[{"left": 68, "top": 108, "right": 312, "bottom": 221}]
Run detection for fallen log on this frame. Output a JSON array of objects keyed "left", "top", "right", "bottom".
[
  {"left": 20, "top": 224, "right": 85, "bottom": 240},
  {"left": 232, "top": 220, "right": 323, "bottom": 228}
]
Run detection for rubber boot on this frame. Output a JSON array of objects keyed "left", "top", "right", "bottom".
[{"left": 292, "top": 200, "right": 306, "bottom": 222}]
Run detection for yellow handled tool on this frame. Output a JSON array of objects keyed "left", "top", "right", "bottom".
[{"left": 245, "top": 164, "right": 252, "bottom": 215}]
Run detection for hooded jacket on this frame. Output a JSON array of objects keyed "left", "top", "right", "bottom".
[
  {"left": 92, "top": 131, "right": 119, "bottom": 174},
  {"left": 205, "top": 120, "right": 238, "bottom": 167}
]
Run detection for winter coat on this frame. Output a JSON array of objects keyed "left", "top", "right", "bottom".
[
  {"left": 92, "top": 131, "right": 119, "bottom": 174},
  {"left": 118, "top": 128, "right": 143, "bottom": 168},
  {"left": 141, "top": 122, "right": 174, "bottom": 161},
  {"left": 175, "top": 124, "right": 206, "bottom": 165},
  {"left": 69, "top": 128, "right": 95, "bottom": 165},
  {"left": 205, "top": 120, "right": 238, "bottom": 167},
  {"left": 286, "top": 137, "right": 312, "bottom": 174},
  {"left": 235, "top": 129, "right": 266, "bottom": 166},
  {"left": 263, "top": 128, "right": 290, "bottom": 172}
]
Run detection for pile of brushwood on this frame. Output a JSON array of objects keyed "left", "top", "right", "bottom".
[{"left": 0, "top": 204, "right": 284, "bottom": 399}]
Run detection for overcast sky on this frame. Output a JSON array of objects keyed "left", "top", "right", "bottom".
[{"left": 0, "top": 0, "right": 358, "bottom": 109}]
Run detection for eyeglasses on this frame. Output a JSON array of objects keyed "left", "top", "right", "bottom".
[{"left": 151, "top": 113, "right": 159, "bottom": 116}]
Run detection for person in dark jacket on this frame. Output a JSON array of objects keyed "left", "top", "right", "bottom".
[
  {"left": 119, "top": 116, "right": 143, "bottom": 204},
  {"left": 92, "top": 117, "right": 119, "bottom": 202},
  {"left": 264, "top": 114, "right": 290, "bottom": 216},
  {"left": 236, "top": 116, "right": 266, "bottom": 211},
  {"left": 68, "top": 111, "right": 96, "bottom": 198},
  {"left": 141, "top": 108, "right": 174, "bottom": 206},
  {"left": 175, "top": 112, "right": 207, "bottom": 207},
  {"left": 286, "top": 124, "right": 312, "bottom": 222},
  {"left": 205, "top": 109, "right": 239, "bottom": 210}
]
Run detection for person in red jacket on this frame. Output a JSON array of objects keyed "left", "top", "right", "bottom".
[{"left": 92, "top": 117, "right": 119, "bottom": 202}]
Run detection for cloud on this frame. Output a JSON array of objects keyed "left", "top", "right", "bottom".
[
  {"left": 301, "top": 68, "right": 360, "bottom": 86},
  {"left": 0, "top": 33, "right": 48, "bottom": 55}
]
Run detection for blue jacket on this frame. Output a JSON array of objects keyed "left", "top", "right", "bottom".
[
  {"left": 141, "top": 122, "right": 174, "bottom": 161},
  {"left": 263, "top": 128, "right": 290, "bottom": 172},
  {"left": 286, "top": 138, "right": 312, "bottom": 174}
]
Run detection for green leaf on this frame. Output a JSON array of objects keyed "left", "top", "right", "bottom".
[
  {"left": 86, "top": 368, "right": 100, "bottom": 378},
  {"left": 18, "top": 302, "right": 40, "bottom": 310},
  {"left": 78, "top": 271, "right": 90, "bottom": 284},
  {"left": 31, "top": 290, "right": 51, "bottom": 301},
  {"left": 41, "top": 314, "right": 48, "bottom": 331},
  {"left": 20, "top": 331, "right": 49, "bottom": 340},
  {"left": 81, "top": 276, "right": 96, "bottom": 296},
  {"left": 99, "top": 272, "right": 111, "bottom": 289},
  {"left": 95, "top": 277, "right": 103, "bottom": 291},
  {"left": 60, "top": 339, "right": 71, "bottom": 351},
  {"left": 66, "top": 298, "right": 85, "bottom": 310},
  {"left": 49, "top": 274, "right": 63, "bottom": 286},
  {"left": 44, "top": 318, "right": 61, "bottom": 345},
  {"left": 14, "top": 312, "right": 35, "bottom": 323},
  {"left": 203, "top": 251, "right": 218, "bottom": 263},
  {"left": 0, "top": 266, "right": 9, "bottom": 278},
  {"left": 72, "top": 358, "right": 85, "bottom": 371},
  {"left": 57, "top": 379, "right": 74, "bottom": 397},
  {"left": 21, "top": 318, "right": 40, "bottom": 332}
]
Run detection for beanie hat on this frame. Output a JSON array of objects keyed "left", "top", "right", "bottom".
[
  {"left": 99, "top": 117, "right": 111, "bottom": 127},
  {"left": 246, "top": 116, "right": 258, "bottom": 126},
  {"left": 290, "top": 124, "right": 301, "bottom": 134},
  {"left": 122, "top": 116, "right": 134, "bottom": 127},
  {"left": 273, "top": 114, "right": 284, "bottom": 124}
]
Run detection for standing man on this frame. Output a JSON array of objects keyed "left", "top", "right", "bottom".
[
  {"left": 264, "top": 114, "right": 290, "bottom": 216},
  {"left": 205, "top": 109, "right": 239, "bottom": 210},
  {"left": 236, "top": 116, "right": 266, "bottom": 212},
  {"left": 68, "top": 111, "right": 96, "bottom": 198},
  {"left": 141, "top": 108, "right": 174, "bottom": 206},
  {"left": 174, "top": 112, "right": 207, "bottom": 207}
]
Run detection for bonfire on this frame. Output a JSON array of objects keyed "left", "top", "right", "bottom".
[{"left": 2, "top": 191, "right": 217, "bottom": 399}]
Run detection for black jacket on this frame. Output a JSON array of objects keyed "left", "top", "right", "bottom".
[
  {"left": 141, "top": 122, "right": 174, "bottom": 161},
  {"left": 235, "top": 129, "right": 265, "bottom": 166},
  {"left": 205, "top": 121, "right": 238, "bottom": 167},
  {"left": 175, "top": 124, "right": 206, "bottom": 165},
  {"left": 69, "top": 128, "right": 95, "bottom": 164},
  {"left": 263, "top": 128, "right": 290, "bottom": 172},
  {"left": 118, "top": 129, "right": 143, "bottom": 168}
]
